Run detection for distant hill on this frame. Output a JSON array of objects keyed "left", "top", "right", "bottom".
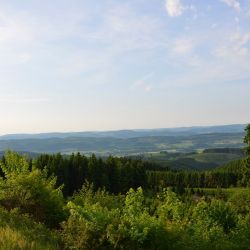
[
  {"left": 0, "top": 132, "right": 244, "bottom": 155},
  {"left": 133, "top": 147, "right": 245, "bottom": 170},
  {"left": 0, "top": 124, "right": 246, "bottom": 140},
  {"left": 215, "top": 158, "right": 246, "bottom": 173}
]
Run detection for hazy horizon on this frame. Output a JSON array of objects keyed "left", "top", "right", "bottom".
[
  {"left": 0, "top": 0, "right": 249, "bottom": 134},
  {"left": 0, "top": 123, "right": 247, "bottom": 136}
]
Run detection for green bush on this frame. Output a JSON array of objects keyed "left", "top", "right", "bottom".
[
  {"left": 62, "top": 186, "right": 171, "bottom": 249},
  {"left": 0, "top": 151, "right": 66, "bottom": 228}
]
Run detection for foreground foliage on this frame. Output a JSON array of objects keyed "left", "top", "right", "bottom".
[
  {"left": 0, "top": 122, "right": 249, "bottom": 250},
  {"left": 0, "top": 207, "right": 61, "bottom": 249},
  {"left": 0, "top": 151, "right": 66, "bottom": 228},
  {"left": 61, "top": 185, "right": 250, "bottom": 250}
]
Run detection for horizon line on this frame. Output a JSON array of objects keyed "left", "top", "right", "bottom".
[{"left": 0, "top": 123, "right": 247, "bottom": 137}]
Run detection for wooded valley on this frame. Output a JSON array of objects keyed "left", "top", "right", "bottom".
[{"left": 0, "top": 124, "right": 249, "bottom": 249}]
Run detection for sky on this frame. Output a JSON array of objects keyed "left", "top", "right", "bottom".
[{"left": 0, "top": 0, "right": 250, "bottom": 134}]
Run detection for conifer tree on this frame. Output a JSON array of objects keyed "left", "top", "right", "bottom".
[{"left": 242, "top": 124, "right": 250, "bottom": 186}]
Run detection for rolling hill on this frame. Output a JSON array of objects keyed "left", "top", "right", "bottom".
[
  {"left": 0, "top": 124, "right": 245, "bottom": 156},
  {"left": 0, "top": 124, "right": 246, "bottom": 140}
]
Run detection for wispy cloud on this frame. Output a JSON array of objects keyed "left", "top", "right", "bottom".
[
  {"left": 220, "top": 0, "right": 241, "bottom": 12},
  {"left": 172, "top": 38, "right": 194, "bottom": 55},
  {"left": 0, "top": 8, "right": 35, "bottom": 68},
  {"left": 0, "top": 12, "right": 33, "bottom": 46},
  {"left": 0, "top": 97, "right": 49, "bottom": 104},
  {"left": 53, "top": 3, "right": 168, "bottom": 84},
  {"left": 215, "top": 31, "right": 250, "bottom": 58},
  {"left": 165, "top": 0, "right": 184, "bottom": 17},
  {"left": 18, "top": 53, "right": 32, "bottom": 63},
  {"left": 132, "top": 73, "right": 154, "bottom": 92},
  {"left": 164, "top": 0, "right": 197, "bottom": 19},
  {"left": 0, "top": 0, "right": 249, "bottom": 131}
]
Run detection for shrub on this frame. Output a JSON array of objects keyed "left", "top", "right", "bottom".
[
  {"left": 0, "top": 151, "right": 66, "bottom": 228},
  {"left": 62, "top": 187, "right": 171, "bottom": 249}
]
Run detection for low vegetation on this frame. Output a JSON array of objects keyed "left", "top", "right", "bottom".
[{"left": 0, "top": 124, "right": 249, "bottom": 249}]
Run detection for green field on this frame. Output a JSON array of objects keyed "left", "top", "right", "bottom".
[
  {"left": 137, "top": 148, "right": 244, "bottom": 170},
  {"left": 191, "top": 187, "right": 250, "bottom": 197}
]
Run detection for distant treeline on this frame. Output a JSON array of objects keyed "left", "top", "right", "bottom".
[
  {"left": 1, "top": 152, "right": 249, "bottom": 197},
  {"left": 34, "top": 153, "right": 148, "bottom": 196},
  {"left": 203, "top": 148, "right": 244, "bottom": 155},
  {"left": 148, "top": 167, "right": 239, "bottom": 192},
  {"left": 0, "top": 123, "right": 249, "bottom": 249}
]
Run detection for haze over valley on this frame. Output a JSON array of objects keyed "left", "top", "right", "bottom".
[{"left": 0, "top": 124, "right": 245, "bottom": 155}]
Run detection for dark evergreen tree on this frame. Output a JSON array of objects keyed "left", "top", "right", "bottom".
[{"left": 242, "top": 124, "right": 250, "bottom": 186}]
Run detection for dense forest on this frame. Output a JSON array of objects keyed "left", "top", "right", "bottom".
[{"left": 0, "top": 125, "right": 249, "bottom": 249}]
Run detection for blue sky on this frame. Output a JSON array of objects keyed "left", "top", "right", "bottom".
[{"left": 0, "top": 0, "right": 249, "bottom": 134}]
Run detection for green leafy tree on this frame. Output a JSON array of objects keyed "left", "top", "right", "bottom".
[
  {"left": 157, "top": 188, "right": 185, "bottom": 223},
  {"left": 0, "top": 151, "right": 65, "bottom": 228},
  {"left": 62, "top": 184, "right": 120, "bottom": 249},
  {"left": 107, "top": 187, "right": 168, "bottom": 249},
  {"left": 62, "top": 186, "right": 170, "bottom": 249},
  {"left": 191, "top": 199, "right": 237, "bottom": 238},
  {"left": 229, "top": 190, "right": 250, "bottom": 215}
]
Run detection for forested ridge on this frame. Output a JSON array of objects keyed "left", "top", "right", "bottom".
[
  {"left": 0, "top": 125, "right": 249, "bottom": 249},
  {"left": 3, "top": 150, "right": 245, "bottom": 196},
  {"left": 0, "top": 131, "right": 244, "bottom": 155}
]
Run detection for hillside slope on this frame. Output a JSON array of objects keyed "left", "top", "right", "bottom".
[{"left": 0, "top": 133, "right": 244, "bottom": 154}]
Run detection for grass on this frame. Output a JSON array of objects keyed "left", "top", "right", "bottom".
[
  {"left": 0, "top": 207, "right": 61, "bottom": 250},
  {"left": 0, "top": 226, "right": 58, "bottom": 250}
]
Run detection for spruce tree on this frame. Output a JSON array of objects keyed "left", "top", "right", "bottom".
[
  {"left": 242, "top": 124, "right": 250, "bottom": 186},
  {"left": 244, "top": 124, "right": 250, "bottom": 156}
]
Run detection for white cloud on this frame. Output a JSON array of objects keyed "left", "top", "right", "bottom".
[
  {"left": 173, "top": 38, "right": 194, "bottom": 55},
  {"left": 132, "top": 73, "right": 154, "bottom": 92},
  {"left": 103, "top": 5, "right": 165, "bottom": 51},
  {"left": 0, "top": 96, "right": 49, "bottom": 104},
  {"left": 220, "top": 0, "right": 241, "bottom": 12},
  {"left": 215, "top": 31, "right": 250, "bottom": 58},
  {"left": 165, "top": 0, "right": 184, "bottom": 17},
  {"left": 0, "top": 12, "right": 33, "bottom": 46},
  {"left": 0, "top": 9, "right": 35, "bottom": 68},
  {"left": 145, "top": 85, "right": 153, "bottom": 92},
  {"left": 167, "top": 30, "right": 250, "bottom": 87},
  {"left": 18, "top": 53, "right": 32, "bottom": 63}
]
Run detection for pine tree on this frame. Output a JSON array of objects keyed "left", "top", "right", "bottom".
[
  {"left": 244, "top": 124, "right": 250, "bottom": 156},
  {"left": 242, "top": 124, "right": 250, "bottom": 186}
]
